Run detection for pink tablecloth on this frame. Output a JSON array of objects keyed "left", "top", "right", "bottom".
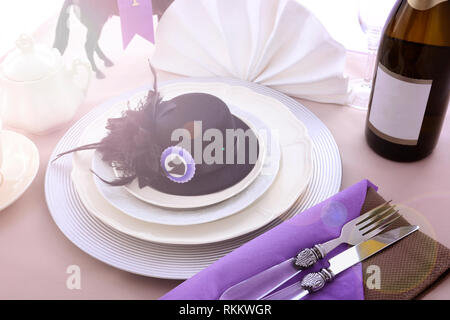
[{"left": 0, "top": 17, "right": 448, "bottom": 299}]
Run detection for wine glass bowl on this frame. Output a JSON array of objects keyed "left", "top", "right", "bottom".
[{"left": 348, "top": 0, "right": 396, "bottom": 110}]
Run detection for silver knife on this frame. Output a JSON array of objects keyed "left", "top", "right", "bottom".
[{"left": 263, "top": 225, "right": 419, "bottom": 300}]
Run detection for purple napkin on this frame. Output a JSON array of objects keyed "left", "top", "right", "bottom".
[{"left": 161, "top": 179, "right": 377, "bottom": 300}]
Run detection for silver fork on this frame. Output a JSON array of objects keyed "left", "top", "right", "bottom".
[
  {"left": 219, "top": 202, "right": 401, "bottom": 300},
  {"left": 295, "top": 201, "right": 401, "bottom": 268}
]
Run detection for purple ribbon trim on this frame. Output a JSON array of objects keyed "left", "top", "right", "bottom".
[{"left": 117, "top": 0, "right": 155, "bottom": 49}]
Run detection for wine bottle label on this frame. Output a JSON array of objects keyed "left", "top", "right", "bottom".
[
  {"left": 408, "top": 0, "right": 447, "bottom": 11},
  {"left": 368, "top": 63, "right": 432, "bottom": 146}
]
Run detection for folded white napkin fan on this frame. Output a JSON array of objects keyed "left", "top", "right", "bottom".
[{"left": 152, "top": 0, "right": 349, "bottom": 104}]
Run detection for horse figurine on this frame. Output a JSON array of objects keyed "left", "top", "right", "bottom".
[{"left": 53, "top": 0, "right": 173, "bottom": 79}]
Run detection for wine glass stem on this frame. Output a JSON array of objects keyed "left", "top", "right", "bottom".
[{"left": 363, "top": 47, "right": 377, "bottom": 86}]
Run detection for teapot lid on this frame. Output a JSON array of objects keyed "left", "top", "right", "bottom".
[{"left": 1, "top": 34, "right": 61, "bottom": 82}]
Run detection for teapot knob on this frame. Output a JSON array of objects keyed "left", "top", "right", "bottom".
[
  {"left": 69, "top": 59, "right": 92, "bottom": 95},
  {"left": 15, "top": 34, "right": 34, "bottom": 53}
]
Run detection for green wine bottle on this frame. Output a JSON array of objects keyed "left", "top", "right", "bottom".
[{"left": 365, "top": 0, "right": 450, "bottom": 161}]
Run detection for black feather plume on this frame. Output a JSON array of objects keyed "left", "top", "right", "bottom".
[{"left": 53, "top": 65, "right": 165, "bottom": 188}]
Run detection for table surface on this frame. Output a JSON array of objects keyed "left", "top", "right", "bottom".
[{"left": 0, "top": 16, "right": 448, "bottom": 300}]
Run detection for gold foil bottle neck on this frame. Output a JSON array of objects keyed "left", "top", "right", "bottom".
[{"left": 407, "top": 0, "right": 447, "bottom": 10}]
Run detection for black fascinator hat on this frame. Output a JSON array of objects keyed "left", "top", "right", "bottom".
[{"left": 54, "top": 66, "right": 260, "bottom": 196}]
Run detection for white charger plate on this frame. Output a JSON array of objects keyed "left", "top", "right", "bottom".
[
  {"left": 45, "top": 78, "right": 341, "bottom": 279},
  {"left": 71, "top": 81, "right": 312, "bottom": 244},
  {"left": 91, "top": 107, "right": 281, "bottom": 225}
]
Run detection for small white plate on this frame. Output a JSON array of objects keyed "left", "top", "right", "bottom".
[
  {"left": 121, "top": 106, "right": 267, "bottom": 209},
  {"left": 91, "top": 108, "right": 280, "bottom": 225},
  {"left": 0, "top": 130, "right": 39, "bottom": 211}
]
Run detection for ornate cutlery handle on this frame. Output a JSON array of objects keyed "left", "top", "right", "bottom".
[
  {"left": 294, "top": 238, "right": 341, "bottom": 269},
  {"left": 294, "top": 245, "right": 324, "bottom": 269},
  {"left": 300, "top": 268, "right": 334, "bottom": 293},
  {"left": 262, "top": 268, "right": 335, "bottom": 300}
]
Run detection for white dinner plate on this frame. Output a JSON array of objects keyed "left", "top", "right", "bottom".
[
  {"left": 45, "top": 78, "right": 341, "bottom": 279},
  {"left": 71, "top": 81, "right": 313, "bottom": 244},
  {"left": 91, "top": 106, "right": 281, "bottom": 225}
]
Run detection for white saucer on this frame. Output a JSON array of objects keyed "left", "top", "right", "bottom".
[{"left": 0, "top": 130, "right": 39, "bottom": 211}]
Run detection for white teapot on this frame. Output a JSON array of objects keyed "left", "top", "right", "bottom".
[{"left": 0, "top": 34, "right": 91, "bottom": 134}]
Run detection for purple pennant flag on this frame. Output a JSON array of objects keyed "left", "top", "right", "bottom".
[{"left": 117, "top": 0, "right": 155, "bottom": 49}]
